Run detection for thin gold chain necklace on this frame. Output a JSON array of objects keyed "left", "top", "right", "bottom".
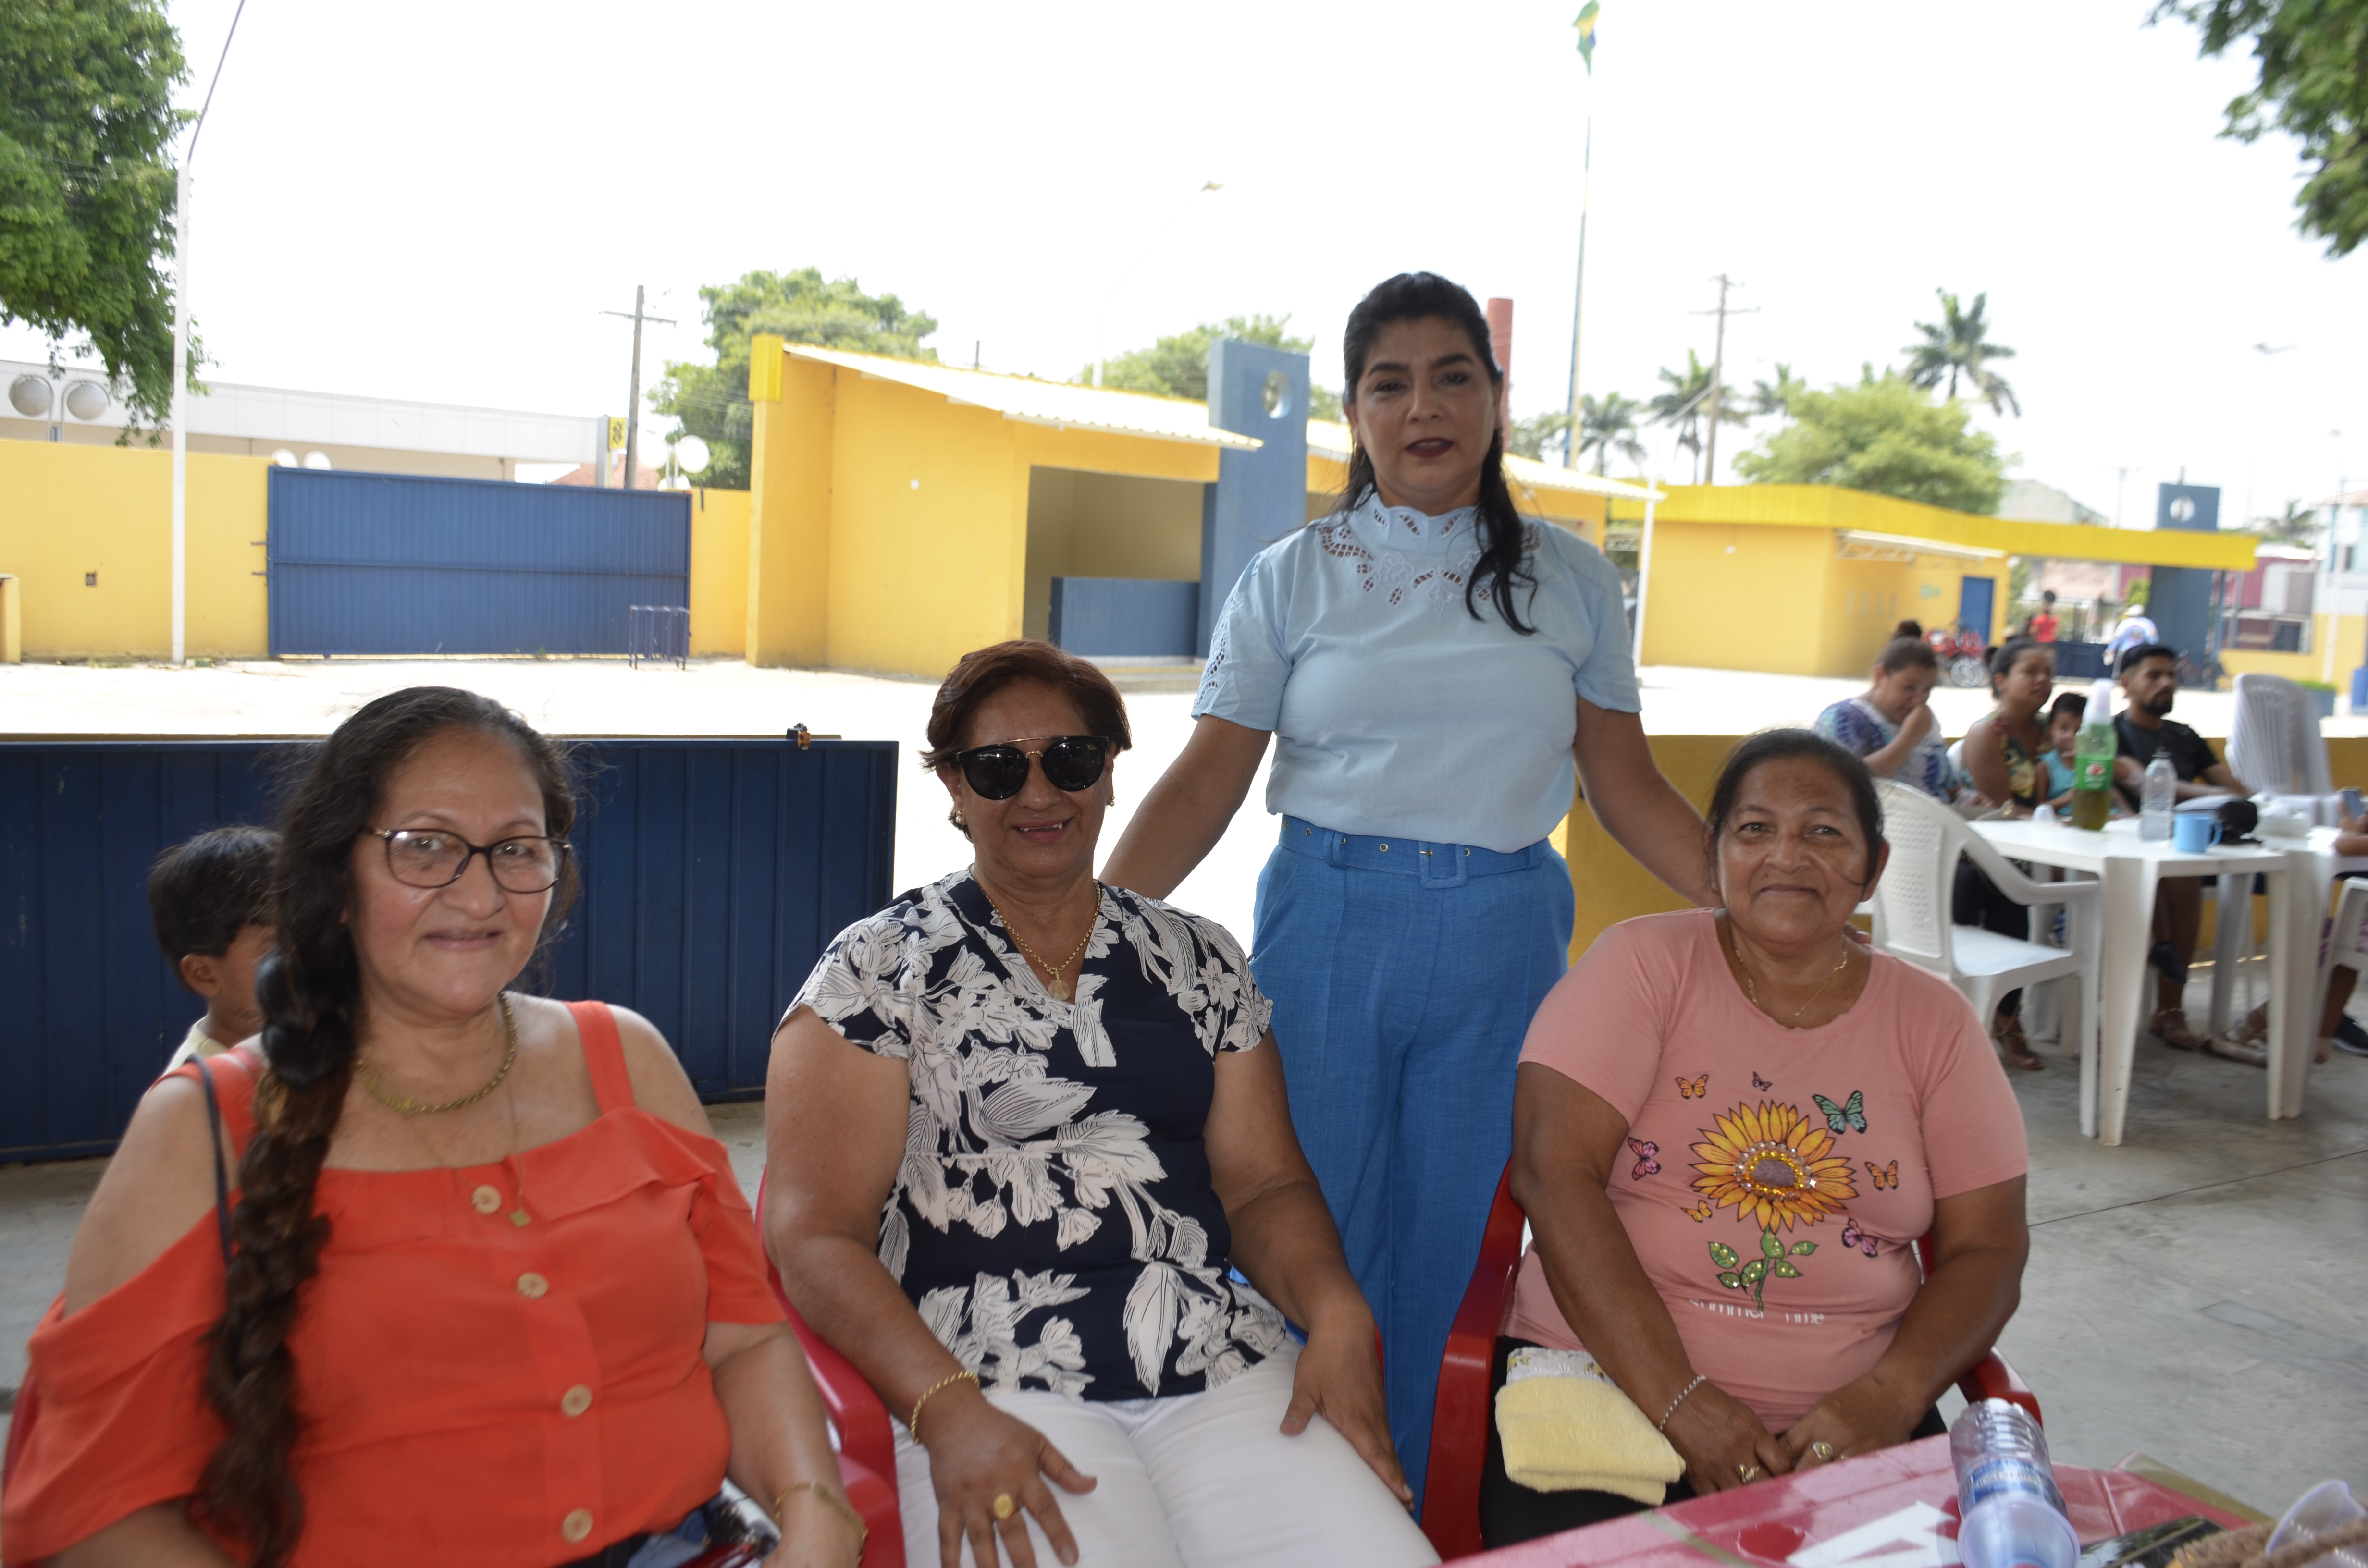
[
  {"left": 1730, "top": 928, "right": 1853, "bottom": 1027},
  {"left": 358, "top": 993, "right": 519, "bottom": 1116},
  {"left": 976, "top": 875, "right": 1099, "bottom": 997}
]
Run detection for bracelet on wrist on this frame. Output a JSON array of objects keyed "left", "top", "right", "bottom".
[
  {"left": 1658, "top": 1373, "right": 1709, "bottom": 1433},
  {"left": 775, "top": 1480, "right": 868, "bottom": 1555},
  {"left": 909, "top": 1367, "right": 980, "bottom": 1442}
]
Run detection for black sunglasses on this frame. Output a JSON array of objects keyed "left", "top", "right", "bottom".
[{"left": 953, "top": 735, "right": 1113, "bottom": 800}]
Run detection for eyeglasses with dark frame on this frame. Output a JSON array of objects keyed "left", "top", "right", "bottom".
[
  {"left": 951, "top": 735, "right": 1113, "bottom": 801},
  {"left": 371, "top": 828, "right": 571, "bottom": 894}
]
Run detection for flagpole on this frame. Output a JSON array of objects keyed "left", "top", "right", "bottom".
[{"left": 1561, "top": 2, "right": 1599, "bottom": 471}]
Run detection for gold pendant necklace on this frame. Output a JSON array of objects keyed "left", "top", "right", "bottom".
[
  {"left": 358, "top": 994, "right": 519, "bottom": 1116},
  {"left": 976, "top": 875, "right": 1099, "bottom": 998},
  {"left": 1731, "top": 928, "right": 1852, "bottom": 1026}
]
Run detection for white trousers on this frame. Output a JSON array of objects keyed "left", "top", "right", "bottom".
[{"left": 891, "top": 1342, "right": 1440, "bottom": 1568}]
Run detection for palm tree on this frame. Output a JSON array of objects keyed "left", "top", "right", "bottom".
[
  {"left": 1577, "top": 392, "right": 1648, "bottom": 475},
  {"left": 1904, "top": 290, "right": 2020, "bottom": 416},
  {"left": 1648, "top": 351, "right": 1744, "bottom": 483},
  {"left": 1751, "top": 363, "right": 1806, "bottom": 419}
]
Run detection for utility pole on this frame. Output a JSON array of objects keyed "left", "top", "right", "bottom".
[
  {"left": 601, "top": 287, "right": 675, "bottom": 489},
  {"left": 1562, "top": 114, "right": 1592, "bottom": 469},
  {"left": 1691, "top": 275, "right": 1757, "bottom": 486}
]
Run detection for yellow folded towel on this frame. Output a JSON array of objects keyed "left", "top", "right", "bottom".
[{"left": 1494, "top": 1347, "right": 1686, "bottom": 1504}]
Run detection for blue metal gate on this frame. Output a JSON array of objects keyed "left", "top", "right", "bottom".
[
  {"left": 267, "top": 469, "right": 691, "bottom": 656},
  {"left": 0, "top": 735, "right": 895, "bottom": 1161}
]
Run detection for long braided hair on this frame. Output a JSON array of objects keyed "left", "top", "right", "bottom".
[
  {"left": 196, "top": 687, "right": 579, "bottom": 1564},
  {"left": 1336, "top": 271, "right": 1540, "bottom": 635}
]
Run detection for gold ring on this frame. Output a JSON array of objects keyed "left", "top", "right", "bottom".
[
  {"left": 992, "top": 1493, "right": 1018, "bottom": 1521},
  {"left": 1738, "top": 1464, "right": 1763, "bottom": 1482},
  {"left": 1810, "top": 1441, "right": 1836, "bottom": 1462}
]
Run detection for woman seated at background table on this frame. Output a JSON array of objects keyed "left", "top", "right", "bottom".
[
  {"left": 3, "top": 687, "right": 859, "bottom": 1568},
  {"left": 1812, "top": 622, "right": 1957, "bottom": 802},
  {"left": 764, "top": 640, "right": 1436, "bottom": 1568},
  {"left": 1957, "top": 636, "right": 2058, "bottom": 1069},
  {"left": 1483, "top": 730, "right": 2030, "bottom": 1548}
]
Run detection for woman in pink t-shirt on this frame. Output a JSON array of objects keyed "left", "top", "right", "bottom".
[{"left": 1485, "top": 730, "right": 2030, "bottom": 1547}]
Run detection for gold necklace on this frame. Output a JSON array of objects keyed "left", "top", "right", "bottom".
[
  {"left": 358, "top": 994, "right": 519, "bottom": 1116},
  {"left": 976, "top": 876, "right": 1099, "bottom": 997},
  {"left": 1730, "top": 928, "right": 1853, "bottom": 1026}
]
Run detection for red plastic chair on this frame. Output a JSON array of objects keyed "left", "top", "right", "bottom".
[
  {"left": 1419, "top": 1167, "right": 2040, "bottom": 1562},
  {"left": 754, "top": 1176, "right": 906, "bottom": 1568}
]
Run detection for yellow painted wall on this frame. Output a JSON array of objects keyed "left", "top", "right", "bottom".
[
  {"left": 1023, "top": 468, "right": 1204, "bottom": 641},
  {"left": 1561, "top": 734, "right": 2368, "bottom": 961},
  {"left": 687, "top": 486, "right": 750, "bottom": 657},
  {"left": 746, "top": 347, "right": 835, "bottom": 668},
  {"left": 2220, "top": 612, "right": 2367, "bottom": 688},
  {"left": 0, "top": 440, "right": 268, "bottom": 660},
  {"left": 1640, "top": 522, "right": 1836, "bottom": 674}
]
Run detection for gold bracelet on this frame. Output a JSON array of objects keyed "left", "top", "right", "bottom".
[
  {"left": 909, "top": 1367, "right": 980, "bottom": 1441},
  {"left": 775, "top": 1480, "right": 868, "bottom": 1555}
]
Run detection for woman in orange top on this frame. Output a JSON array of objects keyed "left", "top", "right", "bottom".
[{"left": 2, "top": 687, "right": 861, "bottom": 1568}]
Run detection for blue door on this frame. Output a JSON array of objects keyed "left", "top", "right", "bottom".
[
  {"left": 1959, "top": 576, "right": 1996, "bottom": 642},
  {"left": 268, "top": 469, "right": 690, "bottom": 656}
]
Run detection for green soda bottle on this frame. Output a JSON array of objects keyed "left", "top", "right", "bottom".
[{"left": 2069, "top": 679, "right": 2115, "bottom": 830}]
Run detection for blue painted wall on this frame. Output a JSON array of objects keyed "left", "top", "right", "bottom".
[
  {"left": 0, "top": 736, "right": 894, "bottom": 1160},
  {"left": 2148, "top": 482, "right": 2223, "bottom": 662},
  {"left": 1199, "top": 340, "right": 1311, "bottom": 657},
  {"left": 267, "top": 468, "right": 690, "bottom": 656},
  {"left": 1048, "top": 577, "right": 1199, "bottom": 658}
]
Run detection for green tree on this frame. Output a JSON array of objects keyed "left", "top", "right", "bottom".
[
  {"left": 1732, "top": 371, "right": 2010, "bottom": 514},
  {"left": 1647, "top": 350, "right": 1745, "bottom": 482},
  {"left": 2249, "top": 497, "right": 2319, "bottom": 544},
  {"left": 1577, "top": 392, "right": 1648, "bottom": 475},
  {"left": 1902, "top": 289, "right": 2020, "bottom": 416},
  {"left": 0, "top": 0, "right": 188, "bottom": 429},
  {"left": 1081, "top": 314, "right": 1342, "bottom": 419},
  {"left": 651, "top": 267, "right": 938, "bottom": 490},
  {"left": 1508, "top": 409, "right": 1568, "bottom": 460},
  {"left": 1751, "top": 363, "right": 1807, "bottom": 418},
  {"left": 2151, "top": 0, "right": 2368, "bottom": 256}
]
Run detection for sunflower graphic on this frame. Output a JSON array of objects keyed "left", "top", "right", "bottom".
[{"left": 1690, "top": 1100, "right": 1857, "bottom": 1232}]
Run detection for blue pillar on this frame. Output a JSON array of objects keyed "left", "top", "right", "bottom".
[
  {"left": 1200, "top": 340, "right": 1310, "bottom": 657},
  {"left": 2148, "top": 482, "right": 2221, "bottom": 663}
]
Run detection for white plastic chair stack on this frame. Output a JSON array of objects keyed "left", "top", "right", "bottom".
[
  {"left": 1867, "top": 782, "right": 2100, "bottom": 1049},
  {"left": 2228, "top": 673, "right": 2343, "bottom": 824}
]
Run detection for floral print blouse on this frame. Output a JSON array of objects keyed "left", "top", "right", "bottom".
[{"left": 792, "top": 871, "right": 1287, "bottom": 1402}]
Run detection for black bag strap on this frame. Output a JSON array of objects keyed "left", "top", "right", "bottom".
[{"left": 192, "top": 1057, "right": 235, "bottom": 1270}]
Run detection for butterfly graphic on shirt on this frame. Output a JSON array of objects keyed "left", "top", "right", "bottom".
[
  {"left": 1813, "top": 1090, "right": 1868, "bottom": 1135},
  {"left": 1626, "top": 1138, "right": 1661, "bottom": 1180},
  {"left": 1752, "top": 1071, "right": 1773, "bottom": 1090},
  {"left": 1677, "top": 1073, "right": 1710, "bottom": 1099},
  {"left": 1686, "top": 1199, "right": 1714, "bottom": 1222},
  {"left": 1840, "top": 1217, "right": 1881, "bottom": 1258},
  {"left": 1865, "top": 1159, "right": 1899, "bottom": 1190}
]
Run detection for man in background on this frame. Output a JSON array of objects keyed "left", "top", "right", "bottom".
[{"left": 2028, "top": 589, "right": 2060, "bottom": 643}]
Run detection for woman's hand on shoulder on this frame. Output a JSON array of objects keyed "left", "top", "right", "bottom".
[
  {"left": 1282, "top": 1303, "right": 1411, "bottom": 1506},
  {"left": 61, "top": 1074, "right": 227, "bottom": 1315},
  {"left": 1778, "top": 1374, "right": 1927, "bottom": 1472},
  {"left": 1663, "top": 1381, "right": 1791, "bottom": 1495},
  {"left": 917, "top": 1385, "right": 1095, "bottom": 1568}
]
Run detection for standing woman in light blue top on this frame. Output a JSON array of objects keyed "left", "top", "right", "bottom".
[{"left": 1100, "top": 272, "right": 1716, "bottom": 1510}]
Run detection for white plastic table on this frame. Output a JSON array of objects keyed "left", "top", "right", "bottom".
[{"left": 1969, "top": 817, "right": 2313, "bottom": 1144}]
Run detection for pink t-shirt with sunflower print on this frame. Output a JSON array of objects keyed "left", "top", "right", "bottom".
[{"left": 1504, "top": 908, "right": 2028, "bottom": 1430}]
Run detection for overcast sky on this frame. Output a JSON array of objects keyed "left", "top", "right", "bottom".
[{"left": 8, "top": 1, "right": 2362, "bottom": 522}]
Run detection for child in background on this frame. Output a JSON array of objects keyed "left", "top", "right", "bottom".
[
  {"left": 147, "top": 825, "right": 278, "bottom": 1072},
  {"left": 2041, "top": 690, "right": 2085, "bottom": 808}
]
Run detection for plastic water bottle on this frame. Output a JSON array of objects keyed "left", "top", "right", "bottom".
[
  {"left": 1950, "top": 1400, "right": 2078, "bottom": 1568},
  {"left": 2141, "top": 754, "right": 2176, "bottom": 841}
]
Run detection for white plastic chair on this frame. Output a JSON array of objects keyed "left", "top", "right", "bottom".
[
  {"left": 1868, "top": 781, "right": 2100, "bottom": 1041},
  {"left": 2228, "top": 672, "right": 2343, "bottom": 825}
]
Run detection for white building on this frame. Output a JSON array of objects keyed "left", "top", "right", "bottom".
[{"left": 2, "top": 355, "right": 605, "bottom": 481}]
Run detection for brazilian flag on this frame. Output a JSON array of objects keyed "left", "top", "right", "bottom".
[{"left": 1573, "top": 0, "right": 1599, "bottom": 71}]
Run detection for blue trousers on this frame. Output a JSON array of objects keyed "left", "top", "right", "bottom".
[{"left": 1250, "top": 817, "right": 1575, "bottom": 1514}]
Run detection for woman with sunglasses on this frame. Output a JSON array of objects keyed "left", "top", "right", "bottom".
[
  {"left": 765, "top": 641, "right": 1439, "bottom": 1568},
  {"left": 1100, "top": 273, "right": 1714, "bottom": 1508},
  {"left": 7, "top": 687, "right": 861, "bottom": 1568}
]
